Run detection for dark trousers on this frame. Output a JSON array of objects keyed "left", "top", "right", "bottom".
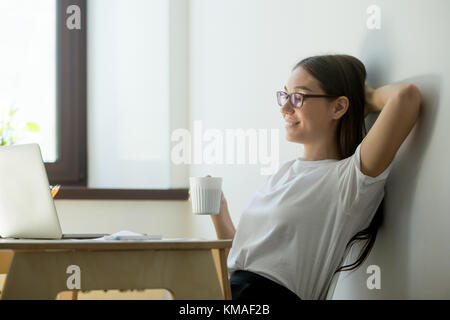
[{"left": 230, "top": 270, "right": 302, "bottom": 301}]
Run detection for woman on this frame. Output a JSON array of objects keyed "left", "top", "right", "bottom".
[{"left": 207, "top": 54, "right": 422, "bottom": 300}]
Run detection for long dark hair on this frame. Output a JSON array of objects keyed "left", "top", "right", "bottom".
[{"left": 293, "top": 54, "right": 384, "bottom": 275}]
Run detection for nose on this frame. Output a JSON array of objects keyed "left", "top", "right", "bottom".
[{"left": 280, "top": 100, "right": 295, "bottom": 115}]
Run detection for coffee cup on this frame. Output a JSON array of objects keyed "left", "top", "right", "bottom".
[{"left": 189, "top": 177, "right": 222, "bottom": 215}]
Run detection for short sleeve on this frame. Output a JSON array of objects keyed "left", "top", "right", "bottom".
[{"left": 337, "top": 142, "right": 394, "bottom": 215}]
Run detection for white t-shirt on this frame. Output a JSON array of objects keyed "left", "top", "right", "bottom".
[{"left": 227, "top": 141, "right": 393, "bottom": 300}]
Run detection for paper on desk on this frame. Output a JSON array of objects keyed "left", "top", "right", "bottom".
[
  {"left": 94, "top": 230, "right": 163, "bottom": 241},
  {"left": 89, "top": 230, "right": 208, "bottom": 241}
]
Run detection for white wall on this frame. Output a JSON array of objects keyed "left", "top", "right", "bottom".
[
  {"left": 55, "top": 199, "right": 192, "bottom": 237},
  {"left": 188, "top": 0, "right": 450, "bottom": 299}
]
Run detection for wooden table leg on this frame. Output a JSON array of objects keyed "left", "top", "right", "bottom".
[
  {"left": 218, "top": 248, "right": 232, "bottom": 300},
  {"left": 2, "top": 249, "right": 223, "bottom": 300}
]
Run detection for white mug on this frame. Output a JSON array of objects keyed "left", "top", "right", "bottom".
[{"left": 189, "top": 177, "right": 222, "bottom": 215}]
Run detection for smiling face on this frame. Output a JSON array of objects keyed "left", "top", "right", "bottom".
[{"left": 281, "top": 66, "right": 344, "bottom": 145}]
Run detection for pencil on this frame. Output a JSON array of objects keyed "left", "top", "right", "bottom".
[{"left": 51, "top": 185, "right": 61, "bottom": 198}]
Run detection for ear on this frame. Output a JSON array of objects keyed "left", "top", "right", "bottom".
[{"left": 331, "top": 96, "right": 349, "bottom": 120}]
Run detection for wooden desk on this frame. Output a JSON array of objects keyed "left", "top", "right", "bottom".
[{"left": 0, "top": 238, "right": 232, "bottom": 300}]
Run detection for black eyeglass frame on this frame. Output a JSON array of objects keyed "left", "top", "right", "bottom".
[{"left": 276, "top": 91, "right": 340, "bottom": 109}]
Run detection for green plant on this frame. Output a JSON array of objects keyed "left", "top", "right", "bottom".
[{"left": 0, "top": 106, "right": 40, "bottom": 146}]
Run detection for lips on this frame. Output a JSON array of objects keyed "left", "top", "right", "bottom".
[
  {"left": 285, "top": 121, "right": 300, "bottom": 128},
  {"left": 284, "top": 115, "right": 300, "bottom": 128}
]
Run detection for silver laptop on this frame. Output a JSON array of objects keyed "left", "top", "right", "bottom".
[{"left": 0, "top": 143, "right": 109, "bottom": 239}]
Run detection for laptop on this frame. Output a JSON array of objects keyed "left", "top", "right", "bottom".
[{"left": 0, "top": 143, "right": 109, "bottom": 239}]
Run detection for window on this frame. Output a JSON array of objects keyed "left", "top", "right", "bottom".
[
  {"left": 0, "top": 0, "right": 87, "bottom": 185},
  {"left": 87, "top": 0, "right": 170, "bottom": 190},
  {"left": 0, "top": 0, "right": 57, "bottom": 161},
  {"left": 1, "top": 0, "right": 188, "bottom": 199}
]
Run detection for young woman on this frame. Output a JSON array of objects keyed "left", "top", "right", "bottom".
[{"left": 207, "top": 54, "right": 422, "bottom": 300}]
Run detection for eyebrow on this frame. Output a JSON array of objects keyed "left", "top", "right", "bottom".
[{"left": 284, "top": 85, "right": 312, "bottom": 92}]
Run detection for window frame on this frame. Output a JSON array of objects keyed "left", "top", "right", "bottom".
[
  {"left": 45, "top": 0, "right": 86, "bottom": 186},
  {"left": 46, "top": 0, "right": 188, "bottom": 200}
]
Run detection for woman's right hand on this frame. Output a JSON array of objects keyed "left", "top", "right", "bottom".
[{"left": 192, "top": 175, "right": 235, "bottom": 240}]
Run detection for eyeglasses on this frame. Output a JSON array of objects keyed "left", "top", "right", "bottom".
[{"left": 276, "top": 91, "right": 339, "bottom": 109}]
